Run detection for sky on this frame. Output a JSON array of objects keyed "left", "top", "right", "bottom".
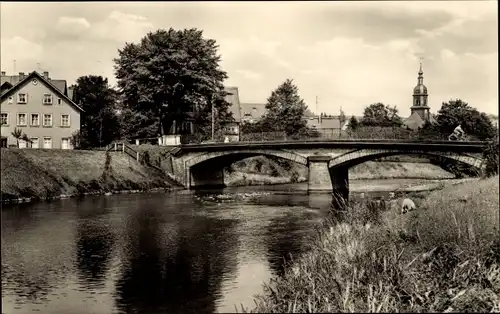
[{"left": 1, "top": 1, "right": 497, "bottom": 117}]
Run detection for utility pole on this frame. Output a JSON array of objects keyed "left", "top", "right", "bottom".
[
  {"left": 211, "top": 93, "right": 215, "bottom": 141},
  {"left": 316, "top": 96, "right": 320, "bottom": 124},
  {"left": 13, "top": 60, "right": 16, "bottom": 73},
  {"left": 339, "top": 105, "right": 345, "bottom": 138}
]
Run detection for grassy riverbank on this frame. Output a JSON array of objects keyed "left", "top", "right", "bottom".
[
  {"left": 246, "top": 176, "right": 500, "bottom": 313},
  {"left": 0, "top": 148, "right": 173, "bottom": 202}
]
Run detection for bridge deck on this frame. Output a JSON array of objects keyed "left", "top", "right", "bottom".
[{"left": 171, "top": 140, "right": 487, "bottom": 156}]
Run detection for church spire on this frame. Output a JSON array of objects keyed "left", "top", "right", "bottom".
[{"left": 417, "top": 57, "right": 424, "bottom": 84}]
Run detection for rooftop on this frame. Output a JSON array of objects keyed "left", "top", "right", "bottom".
[
  {"left": 224, "top": 86, "right": 242, "bottom": 123},
  {"left": 1, "top": 70, "right": 68, "bottom": 96}
]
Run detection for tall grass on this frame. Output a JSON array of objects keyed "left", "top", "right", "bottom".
[{"left": 244, "top": 177, "right": 500, "bottom": 313}]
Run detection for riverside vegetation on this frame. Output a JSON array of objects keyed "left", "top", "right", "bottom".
[{"left": 242, "top": 176, "right": 500, "bottom": 313}]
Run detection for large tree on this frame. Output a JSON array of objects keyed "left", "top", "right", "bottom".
[
  {"left": 361, "top": 103, "right": 403, "bottom": 127},
  {"left": 260, "top": 79, "right": 309, "bottom": 136},
  {"left": 436, "top": 99, "right": 495, "bottom": 140},
  {"left": 71, "top": 75, "right": 120, "bottom": 148},
  {"left": 113, "top": 28, "right": 231, "bottom": 138}
]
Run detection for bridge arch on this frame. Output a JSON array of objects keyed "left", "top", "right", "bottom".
[
  {"left": 185, "top": 149, "right": 308, "bottom": 169},
  {"left": 328, "top": 149, "right": 484, "bottom": 171},
  {"left": 185, "top": 149, "right": 308, "bottom": 188}
]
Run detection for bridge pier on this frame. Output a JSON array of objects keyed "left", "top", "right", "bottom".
[
  {"left": 307, "top": 156, "right": 349, "bottom": 209},
  {"left": 307, "top": 156, "right": 333, "bottom": 193}
]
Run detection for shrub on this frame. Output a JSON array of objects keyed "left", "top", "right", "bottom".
[{"left": 482, "top": 134, "right": 499, "bottom": 177}]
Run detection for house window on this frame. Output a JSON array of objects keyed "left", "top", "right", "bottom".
[
  {"left": 61, "top": 114, "right": 70, "bottom": 127},
  {"left": 30, "top": 113, "right": 40, "bottom": 126},
  {"left": 61, "top": 138, "right": 70, "bottom": 150},
  {"left": 43, "top": 114, "right": 52, "bottom": 127},
  {"left": 1, "top": 113, "right": 8, "bottom": 126},
  {"left": 17, "top": 113, "right": 27, "bottom": 126},
  {"left": 43, "top": 93, "right": 53, "bottom": 105},
  {"left": 31, "top": 137, "right": 39, "bottom": 149},
  {"left": 43, "top": 137, "right": 52, "bottom": 149},
  {"left": 8, "top": 96, "right": 13, "bottom": 104},
  {"left": 57, "top": 98, "right": 62, "bottom": 105},
  {"left": 18, "top": 93, "right": 27, "bottom": 104},
  {"left": 19, "top": 139, "right": 27, "bottom": 149}
]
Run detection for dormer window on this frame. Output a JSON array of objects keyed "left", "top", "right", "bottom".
[
  {"left": 43, "top": 93, "right": 53, "bottom": 105},
  {"left": 18, "top": 93, "right": 27, "bottom": 104}
]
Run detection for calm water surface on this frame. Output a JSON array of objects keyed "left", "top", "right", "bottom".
[{"left": 1, "top": 179, "right": 448, "bottom": 314}]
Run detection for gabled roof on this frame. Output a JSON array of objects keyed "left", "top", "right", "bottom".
[
  {"left": 240, "top": 102, "right": 267, "bottom": 119},
  {"left": 224, "top": 86, "right": 241, "bottom": 123},
  {"left": 1, "top": 75, "right": 22, "bottom": 86},
  {"left": 1, "top": 82, "right": 13, "bottom": 96},
  {"left": 305, "top": 116, "right": 345, "bottom": 129},
  {"left": 0, "top": 71, "right": 84, "bottom": 112},
  {"left": 51, "top": 80, "right": 67, "bottom": 95},
  {"left": 402, "top": 112, "right": 424, "bottom": 130}
]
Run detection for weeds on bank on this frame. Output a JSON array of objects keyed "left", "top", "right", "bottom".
[{"left": 242, "top": 177, "right": 500, "bottom": 313}]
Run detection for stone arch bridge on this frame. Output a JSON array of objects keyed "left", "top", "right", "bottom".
[{"left": 168, "top": 140, "right": 486, "bottom": 202}]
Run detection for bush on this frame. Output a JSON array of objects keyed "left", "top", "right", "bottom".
[{"left": 483, "top": 135, "right": 499, "bottom": 177}]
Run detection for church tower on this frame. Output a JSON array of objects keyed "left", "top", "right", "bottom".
[{"left": 411, "top": 62, "right": 430, "bottom": 121}]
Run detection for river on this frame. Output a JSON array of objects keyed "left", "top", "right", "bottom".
[{"left": 1, "top": 178, "right": 468, "bottom": 314}]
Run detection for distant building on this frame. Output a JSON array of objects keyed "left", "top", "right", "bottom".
[
  {"left": 1, "top": 71, "right": 83, "bottom": 149},
  {"left": 240, "top": 102, "right": 267, "bottom": 123},
  {"left": 223, "top": 86, "right": 242, "bottom": 142},
  {"left": 402, "top": 63, "right": 436, "bottom": 130},
  {"left": 305, "top": 114, "right": 354, "bottom": 137},
  {"left": 67, "top": 85, "right": 75, "bottom": 101}
]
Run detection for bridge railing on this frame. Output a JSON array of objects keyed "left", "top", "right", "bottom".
[{"left": 236, "top": 127, "right": 454, "bottom": 143}]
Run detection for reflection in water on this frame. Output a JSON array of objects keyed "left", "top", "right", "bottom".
[
  {"left": 114, "top": 197, "right": 240, "bottom": 314},
  {"left": 265, "top": 213, "right": 309, "bottom": 277},
  {"left": 1, "top": 201, "right": 77, "bottom": 310},
  {"left": 75, "top": 198, "right": 115, "bottom": 289}
]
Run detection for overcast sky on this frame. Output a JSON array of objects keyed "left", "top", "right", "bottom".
[{"left": 1, "top": 1, "right": 497, "bottom": 116}]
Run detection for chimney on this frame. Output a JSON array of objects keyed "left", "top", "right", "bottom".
[
  {"left": 19, "top": 72, "right": 25, "bottom": 80},
  {"left": 43, "top": 71, "right": 49, "bottom": 80},
  {"left": 1, "top": 71, "right": 5, "bottom": 76}
]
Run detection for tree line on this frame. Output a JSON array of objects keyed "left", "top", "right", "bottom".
[{"left": 345, "top": 99, "right": 496, "bottom": 141}]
